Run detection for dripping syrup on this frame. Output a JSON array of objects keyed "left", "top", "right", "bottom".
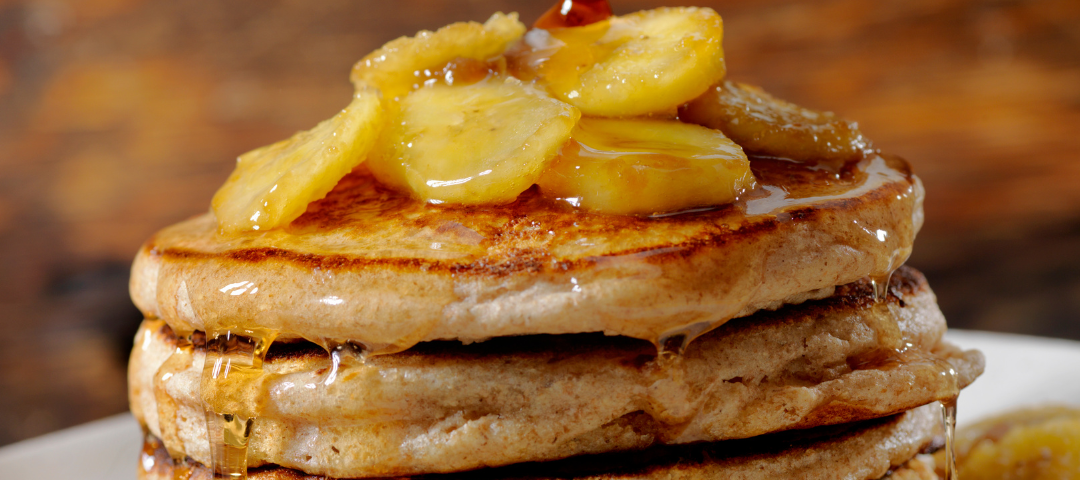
[
  {"left": 535, "top": 0, "right": 613, "bottom": 29},
  {"left": 318, "top": 339, "right": 368, "bottom": 386},
  {"left": 870, "top": 273, "right": 892, "bottom": 303},
  {"left": 940, "top": 397, "right": 959, "bottom": 480},
  {"left": 844, "top": 279, "right": 961, "bottom": 480},
  {"left": 201, "top": 329, "right": 278, "bottom": 479}
]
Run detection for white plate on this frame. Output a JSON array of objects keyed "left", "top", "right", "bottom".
[{"left": 1, "top": 329, "right": 1078, "bottom": 479}]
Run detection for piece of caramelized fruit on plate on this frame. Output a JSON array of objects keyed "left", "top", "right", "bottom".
[
  {"left": 367, "top": 77, "right": 580, "bottom": 205},
  {"left": 510, "top": 7, "right": 726, "bottom": 117},
  {"left": 212, "top": 88, "right": 383, "bottom": 234},
  {"left": 681, "top": 80, "right": 871, "bottom": 165},
  {"left": 537, "top": 117, "right": 754, "bottom": 216},
  {"left": 351, "top": 13, "right": 526, "bottom": 100},
  {"left": 938, "top": 405, "right": 1080, "bottom": 480}
]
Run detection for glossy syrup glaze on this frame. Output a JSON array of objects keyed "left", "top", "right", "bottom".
[
  {"left": 844, "top": 291, "right": 961, "bottom": 480},
  {"left": 534, "top": 0, "right": 613, "bottom": 29},
  {"left": 131, "top": 1, "right": 947, "bottom": 477},
  {"left": 135, "top": 266, "right": 975, "bottom": 478},
  {"left": 135, "top": 152, "right": 922, "bottom": 355},
  {"left": 200, "top": 329, "right": 276, "bottom": 478},
  {"left": 941, "top": 397, "right": 959, "bottom": 480},
  {"left": 133, "top": 152, "right": 926, "bottom": 478}
]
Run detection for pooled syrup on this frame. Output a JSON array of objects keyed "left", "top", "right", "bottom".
[{"left": 534, "top": 0, "right": 613, "bottom": 29}]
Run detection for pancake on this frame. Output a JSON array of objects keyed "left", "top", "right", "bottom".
[
  {"left": 137, "top": 404, "right": 943, "bottom": 480},
  {"left": 130, "top": 154, "right": 922, "bottom": 351},
  {"left": 129, "top": 267, "right": 982, "bottom": 478}
]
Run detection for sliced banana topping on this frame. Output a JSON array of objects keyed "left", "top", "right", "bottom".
[
  {"left": 509, "top": 7, "right": 726, "bottom": 117},
  {"left": 680, "top": 80, "right": 871, "bottom": 164},
  {"left": 209, "top": 8, "right": 800, "bottom": 228},
  {"left": 352, "top": 13, "right": 526, "bottom": 99},
  {"left": 211, "top": 88, "right": 383, "bottom": 234},
  {"left": 367, "top": 77, "right": 580, "bottom": 205},
  {"left": 537, "top": 117, "right": 754, "bottom": 216}
]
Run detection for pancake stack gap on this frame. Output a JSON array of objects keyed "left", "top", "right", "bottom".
[{"left": 126, "top": 2, "right": 984, "bottom": 479}]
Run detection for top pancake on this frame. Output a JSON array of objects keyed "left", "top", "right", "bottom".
[{"left": 131, "top": 153, "right": 922, "bottom": 349}]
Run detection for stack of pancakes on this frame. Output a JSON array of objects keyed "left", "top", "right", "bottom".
[{"left": 128, "top": 150, "right": 983, "bottom": 478}]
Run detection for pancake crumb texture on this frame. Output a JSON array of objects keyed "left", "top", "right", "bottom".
[{"left": 129, "top": 268, "right": 982, "bottom": 478}]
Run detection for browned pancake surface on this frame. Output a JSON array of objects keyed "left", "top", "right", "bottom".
[{"left": 131, "top": 154, "right": 922, "bottom": 349}]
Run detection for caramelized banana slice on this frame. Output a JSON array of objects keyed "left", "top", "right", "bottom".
[
  {"left": 680, "top": 80, "right": 871, "bottom": 164},
  {"left": 351, "top": 13, "right": 525, "bottom": 99},
  {"left": 537, "top": 117, "right": 754, "bottom": 215},
  {"left": 212, "top": 88, "right": 383, "bottom": 234},
  {"left": 510, "top": 7, "right": 726, "bottom": 117},
  {"left": 368, "top": 77, "right": 579, "bottom": 205}
]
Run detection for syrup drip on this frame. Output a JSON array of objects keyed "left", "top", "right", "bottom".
[
  {"left": 645, "top": 321, "right": 715, "bottom": 427},
  {"left": 318, "top": 339, "right": 368, "bottom": 386},
  {"left": 869, "top": 273, "right": 892, "bottom": 303},
  {"left": 205, "top": 413, "right": 254, "bottom": 479},
  {"left": 940, "top": 397, "right": 959, "bottom": 480},
  {"left": 535, "top": 0, "right": 613, "bottom": 29},
  {"left": 656, "top": 321, "right": 712, "bottom": 363},
  {"left": 201, "top": 329, "right": 278, "bottom": 479},
  {"left": 835, "top": 274, "right": 961, "bottom": 480},
  {"left": 743, "top": 157, "right": 915, "bottom": 306}
]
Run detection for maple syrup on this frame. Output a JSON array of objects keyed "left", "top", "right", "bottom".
[
  {"left": 940, "top": 397, "right": 959, "bottom": 480},
  {"left": 317, "top": 339, "right": 367, "bottom": 386},
  {"left": 133, "top": 1, "right": 959, "bottom": 477},
  {"left": 200, "top": 329, "right": 278, "bottom": 479},
  {"left": 535, "top": 0, "right": 613, "bottom": 29}
]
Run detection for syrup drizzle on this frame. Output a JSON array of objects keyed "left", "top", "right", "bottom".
[
  {"left": 159, "top": 156, "right": 923, "bottom": 478},
  {"left": 155, "top": 1, "right": 936, "bottom": 473},
  {"left": 534, "top": 0, "right": 613, "bottom": 29},
  {"left": 196, "top": 329, "right": 379, "bottom": 478},
  {"left": 839, "top": 277, "right": 960, "bottom": 480},
  {"left": 167, "top": 271, "right": 959, "bottom": 479},
  {"left": 201, "top": 329, "right": 278, "bottom": 479},
  {"left": 318, "top": 339, "right": 368, "bottom": 386},
  {"left": 940, "top": 397, "right": 959, "bottom": 480}
]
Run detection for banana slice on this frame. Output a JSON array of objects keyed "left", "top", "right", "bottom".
[
  {"left": 367, "top": 77, "right": 579, "bottom": 205},
  {"left": 351, "top": 13, "right": 526, "bottom": 99},
  {"left": 211, "top": 88, "right": 383, "bottom": 234},
  {"left": 508, "top": 7, "right": 726, "bottom": 117},
  {"left": 680, "top": 80, "right": 871, "bottom": 164},
  {"left": 537, "top": 117, "right": 754, "bottom": 216}
]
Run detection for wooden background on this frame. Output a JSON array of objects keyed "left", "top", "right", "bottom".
[{"left": 0, "top": 0, "right": 1077, "bottom": 446}]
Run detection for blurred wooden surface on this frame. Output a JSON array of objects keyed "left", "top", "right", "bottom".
[{"left": 0, "top": 0, "right": 1078, "bottom": 446}]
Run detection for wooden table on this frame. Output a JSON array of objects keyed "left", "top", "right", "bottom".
[{"left": 0, "top": 0, "right": 1077, "bottom": 446}]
